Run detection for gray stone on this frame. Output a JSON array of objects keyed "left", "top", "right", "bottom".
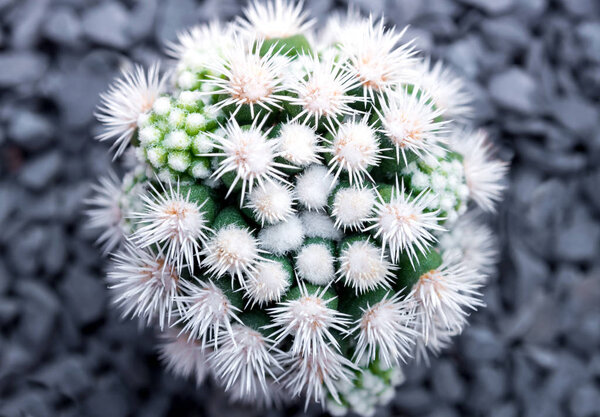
[
  {"left": 489, "top": 68, "right": 539, "bottom": 113},
  {"left": 490, "top": 403, "right": 518, "bottom": 417},
  {"left": 459, "top": 0, "right": 515, "bottom": 14},
  {"left": 541, "top": 353, "right": 588, "bottom": 404},
  {"left": 393, "top": 387, "right": 433, "bottom": 413},
  {"left": 83, "top": 376, "right": 130, "bottom": 417},
  {"left": 0, "top": 342, "right": 37, "bottom": 379},
  {"left": 0, "top": 297, "right": 18, "bottom": 324},
  {"left": 0, "top": 258, "right": 9, "bottom": 294},
  {"left": 15, "top": 280, "right": 60, "bottom": 346},
  {"left": 0, "top": 52, "right": 48, "bottom": 87},
  {"left": 155, "top": 0, "right": 199, "bottom": 43},
  {"left": 22, "top": 189, "right": 60, "bottom": 221},
  {"left": 514, "top": 0, "right": 547, "bottom": 19},
  {"left": 46, "top": 51, "right": 119, "bottom": 128},
  {"left": 127, "top": 0, "right": 159, "bottom": 42},
  {"left": 81, "top": 2, "right": 131, "bottom": 49},
  {"left": 8, "top": 110, "right": 55, "bottom": 151},
  {"left": 480, "top": 17, "right": 531, "bottom": 51},
  {"left": 469, "top": 366, "right": 507, "bottom": 409},
  {"left": 431, "top": 360, "right": 465, "bottom": 403},
  {"left": 32, "top": 356, "right": 93, "bottom": 399},
  {"left": 559, "top": 0, "right": 599, "bottom": 17},
  {"left": 515, "top": 139, "right": 587, "bottom": 174},
  {"left": 59, "top": 269, "right": 106, "bottom": 327},
  {"left": 0, "top": 390, "right": 52, "bottom": 417},
  {"left": 461, "top": 326, "right": 504, "bottom": 362},
  {"left": 569, "top": 384, "right": 600, "bottom": 417},
  {"left": 554, "top": 206, "right": 600, "bottom": 262},
  {"left": 18, "top": 150, "right": 62, "bottom": 190},
  {"left": 444, "top": 36, "right": 482, "bottom": 78},
  {"left": 9, "top": 0, "right": 50, "bottom": 49},
  {"left": 8, "top": 225, "right": 46, "bottom": 276},
  {"left": 525, "top": 345, "right": 559, "bottom": 370},
  {"left": 549, "top": 96, "right": 598, "bottom": 137},
  {"left": 197, "top": 0, "right": 241, "bottom": 21},
  {"left": 577, "top": 22, "right": 600, "bottom": 63},
  {"left": 583, "top": 169, "right": 600, "bottom": 214},
  {"left": 42, "top": 225, "right": 67, "bottom": 275},
  {"left": 43, "top": 7, "right": 82, "bottom": 46},
  {"left": 425, "top": 406, "right": 459, "bottom": 417}
]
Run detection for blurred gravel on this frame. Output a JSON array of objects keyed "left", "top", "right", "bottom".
[{"left": 1, "top": 0, "right": 599, "bottom": 416}]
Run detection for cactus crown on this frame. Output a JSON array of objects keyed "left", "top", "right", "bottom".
[{"left": 88, "top": 1, "right": 508, "bottom": 415}]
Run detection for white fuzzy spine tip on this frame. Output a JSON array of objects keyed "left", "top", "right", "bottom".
[
  {"left": 378, "top": 88, "right": 447, "bottom": 165},
  {"left": 131, "top": 182, "right": 211, "bottom": 273},
  {"left": 267, "top": 283, "right": 349, "bottom": 357},
  {"left": 108, "top": 243, "right": 181, "bottom": 330},
  {"left": 295, "top": 164, "right": 338, "bottom": 210},
  {"left": 85, "top": 171, "right": 125, "bottom": 254},
  {"left": 245, "top": 259, "right": 291, "bottom": 307},
  {"left": 440, "top": 212, "right": 499, "bottom": 275},
  {"left": 450, "top": 130, "right": 508, "bottom": 213},
  {"left": 287, "top": 54, "right": 360, "bottom": 129},
  {"left": 417, "top": 58, "right": 474, "bottom": 119},
  {"left": 204, "top": 37, "right": 290, "bottom": 117},
  {"left": 209, "top": 324, "right": 281, "bottom": 402},
  {"left": 351, "top": 293, "right": 418, "bottom": 368},
  {"left": 326, "top": 116, "right": 382, "bottom": 185},
  {"left": 278, "top": 347, "right": 356, "bottom": 406},
  {"left": 337, "top": 240, "right": 395, "bottom": 294},
  {"left": 96, "top": 63, "right": 167, "bottom": 157},
  {"left": 237, "top": 0, "right": 315, "bottom": 39},
  {"left": 365, "top": 179, "right": 445, "bottom": 265},
  {"left": 276, "top": 122, "right": 323, "bottom": 167},
  {"left": 201, "top": 226, "right": 261, "bottom": 286},
  {"left": 206, "top": 117, "right": 293, "bottom": 204},
  {"left": 300, "top": 211, "right": 344, "bottom": 240},
  {"left": 296, "top": 243, "right": 335, "bottom": 285},
  {"left": 342, "top": 19, "right": 416, "bottom": 98},
  {"left": 247, "top": 181, "right": 295, "bottom": 226},
  {"left": 332, "top": 185, "right": 376, "bottom": 231},
  {"left": 411, "top": 260, "right": 485, "bottom": 347},
  {"left": 158, "top": 330, "right": 210, "bottom": 385},
  {"left": 176, "top": 279, "right": 241, "bottom": 348},
  {"left": 258, "top": 215, "right": 305, "bottom": 255}
]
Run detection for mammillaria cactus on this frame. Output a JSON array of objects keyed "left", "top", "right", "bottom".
[{"left": 87, "top": 1, "right": 508, "bottom": 415}]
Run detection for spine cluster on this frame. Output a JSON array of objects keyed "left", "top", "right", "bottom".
[{"left": 87, "top": 1, "right": 508, "bottom": 415}]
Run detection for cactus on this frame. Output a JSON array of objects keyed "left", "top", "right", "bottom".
[{"left": 87, "top": 1, "right": 508, "bottom": 415}]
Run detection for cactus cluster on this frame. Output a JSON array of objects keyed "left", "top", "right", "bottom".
[{"left": 87, "top": 1, "right": 508, "bottom": 415}]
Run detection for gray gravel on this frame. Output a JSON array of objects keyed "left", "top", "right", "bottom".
[{"left": 0, "top": 1, "right": 599, "bottom": 417}]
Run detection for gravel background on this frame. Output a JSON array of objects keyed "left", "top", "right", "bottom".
[{"left": 1, "top": 0, "right": 599, "bottom": 416}]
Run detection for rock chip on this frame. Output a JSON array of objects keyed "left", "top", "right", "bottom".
[
  {"left": 59, "top": 269, "right": 106, "bottom": 327},
  {"left": 489, "top": 68, "right": 539, "bottom": 113},
  {"left": 81, "top": 2, "right": 130, "bottom": 49},
  {"left": 7, "top": 110, "right": 55, "bottom": 151},
  {"left": 18, "top": 150, "right": 62, "bottom": 190},
  {"left": 0, "top": 52, "right": 48, "bottom": 87}
]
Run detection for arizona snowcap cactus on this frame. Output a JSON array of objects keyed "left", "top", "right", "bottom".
[{"left": 87, "top": 1, "right": 508, "bottom": 415}]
